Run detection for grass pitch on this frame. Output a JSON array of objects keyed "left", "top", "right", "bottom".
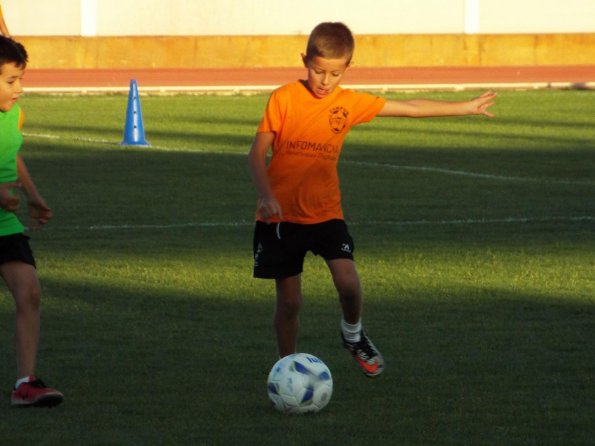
[{"left": 0, "top": 90, "right": 593, "bottom": 445}]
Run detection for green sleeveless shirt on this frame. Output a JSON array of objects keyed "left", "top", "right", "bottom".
[{"left": 0, "top": 104, "right": 25, "bottom": 236}]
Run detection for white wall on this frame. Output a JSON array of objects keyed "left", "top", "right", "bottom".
[
  {"left": 4, "top": 0, "right": 595, "bottom": 36},
  {"left": 4, "top": 0, "right": 82, "bottom": 35},
  {"left": 480, "top": 0, "right": 595, "bottom": 33},
  {"left": 93, "top": 0, "right": 467, "bottom": 36}
]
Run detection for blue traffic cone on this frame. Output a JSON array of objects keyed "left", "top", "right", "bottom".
[{"left": 121, "top": 79, "right": 150, "bottom": 146}]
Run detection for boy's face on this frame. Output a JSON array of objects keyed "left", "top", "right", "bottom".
[
  {"left": 302, "top": 55, "right": 349, "bottom": 99},
  {"left": 0, "top": 62, "right": 25, "bottom": 112}
]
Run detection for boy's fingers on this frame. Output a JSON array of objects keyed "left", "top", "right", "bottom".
[
  {"left": 482, "top": 105, "right": 496, "bottom": 117},
  {"left": 1, "top": 181, "right": 21, "bottom": 191}
]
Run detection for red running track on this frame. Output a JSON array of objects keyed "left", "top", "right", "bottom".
[{"left": 23, "top": 65, "right": 595, "bottom": 90}]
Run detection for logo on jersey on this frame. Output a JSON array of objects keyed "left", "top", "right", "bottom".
[{"left": 329, "top": 106, "right": 349, "bottom": 134}]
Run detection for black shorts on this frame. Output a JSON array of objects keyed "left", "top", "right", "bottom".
[
  {"left": 0, "top": 233, "right": 36, "bottom": 268},
  {"left": 253, "top": 219, "right": 354, "bottom": 279}
]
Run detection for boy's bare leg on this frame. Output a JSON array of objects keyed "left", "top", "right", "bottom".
[
  {"left": 0, "top": 262, "right": 40, "bottom": 378},
  {"left": 327, "top": 258, "right": 385, "bottom": 377},
  {"left": 274, "top": 275, "right": 302, "bottom": 357},
  {"left": 326, "top": 258, "right": 362, "bottom": 324},
  {"left": 3, "top": 261, "right": 64, "bottom": 407}
]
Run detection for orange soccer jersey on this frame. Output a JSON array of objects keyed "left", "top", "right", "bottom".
[{"left": 257, "top": 81, "right": 385, "bottom": 224}]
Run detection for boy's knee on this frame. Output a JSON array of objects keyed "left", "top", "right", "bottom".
[
  {"left": 334, "top": 274, "right": 361, "bottom": 298},
  {"left": 14, "top": 282, "right": 41, "bottom": 311},
  {"left": 276, "top": 293, "right": 302, "bottom": 316}
]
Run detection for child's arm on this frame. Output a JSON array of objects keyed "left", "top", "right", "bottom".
[
  {"left": 0, "top": 181, "right": 21, "bottom": 212},
  {"left": 378, "top": 90, "right": 496, "bottom": 118},
  {"left": 0, "top": 6, "right": 10, "bottom": 37},
  {"left": 248, "top": 131, "right": 283, "bottom": 220},
  {"left": 16, "top": 155, "right": 52, "bottom": 227}
]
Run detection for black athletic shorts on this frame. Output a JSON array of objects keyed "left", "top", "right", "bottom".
[
  {"left": 252, "top": 219, "right": 354, "bottom": 279},
  {"left": 0, "top": 233, "right": 36, "bottom": 268}
]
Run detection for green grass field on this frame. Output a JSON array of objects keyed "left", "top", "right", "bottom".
[{"left": 1, "top": 89, "right": 594, "bottom": 445}]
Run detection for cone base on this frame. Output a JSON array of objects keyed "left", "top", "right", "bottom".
[{"left": 121, "top": 140, "right": 151, "bottom": 147}]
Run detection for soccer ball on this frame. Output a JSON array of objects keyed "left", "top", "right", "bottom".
[{"left": 267, "top": 353, "right": 333, "bottom": 414}]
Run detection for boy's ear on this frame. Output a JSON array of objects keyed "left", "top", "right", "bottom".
[{"left": 301, "top": 53, "right": 308, "bottom": 67}]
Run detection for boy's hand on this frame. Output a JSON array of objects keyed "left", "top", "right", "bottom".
[
  {"left": 469, "top": 91, "right": 497, "bottom": 117},
  {"left": 0, "top": 182, "right": 21, "bottom": 212},
  {"left": 257, "top": 195, "right": 284, "bottom": 220},
  {"left": 27, "top": 198, "right": 53, "bottom": 228}
]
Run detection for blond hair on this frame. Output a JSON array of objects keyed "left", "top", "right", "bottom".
[{"left": 305, "top": 22, "right": 355, "bottom": 64}]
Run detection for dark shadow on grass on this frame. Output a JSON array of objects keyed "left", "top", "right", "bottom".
[
  {"left": 1, "top": 272, "right": 593, "bottom": 445},
  {"left": 21, "top": 137, "right": 594, "bottom": 229}
]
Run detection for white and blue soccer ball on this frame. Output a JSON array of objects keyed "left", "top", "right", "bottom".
[{"left": 267, "top": 353, "right": 333, "bottom": 414}]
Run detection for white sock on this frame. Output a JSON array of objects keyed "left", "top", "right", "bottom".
[
  {"left": 15, "top": 375, "right": 32, "bottom": 389},
  {"left": 341, "top": 319, "right": 362, "bottom": 343}
]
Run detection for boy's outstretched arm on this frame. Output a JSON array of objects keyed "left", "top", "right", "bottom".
[
  {"left": 248, "top": 131, "right": 283, "bottom": 220},
  {"left": 16, "top": 155, "right": 52, "bottom": 227},
  {"left": 378, "top": 90, "right": 496, "bottom": 118}
]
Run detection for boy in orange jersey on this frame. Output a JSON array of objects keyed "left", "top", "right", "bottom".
[
  {"left": 0, "top": 36, "right": 63, "bottom": 406},
  {"left": 248, "top": 22, "right": 496, "bottom": 377}
]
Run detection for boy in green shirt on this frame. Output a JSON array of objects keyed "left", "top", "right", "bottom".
[{"left": 0, "top": 36, "right": 63, "bottom": 407}]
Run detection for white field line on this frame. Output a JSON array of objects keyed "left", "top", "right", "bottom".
[
  {"left": 24, "top": 131, "right": 250, "bottom": 155},
  {"left": 24, "top": 132, "right": 112, "bottom": 145},
  {"left": 45, "top": 216, "right": 594, "bottom": 232},
  {"left": 361, "top": 216, "right": 595, "bottom": 226},
  {"left": 346, "top": 161, "right": 595, "bottom": 186}
]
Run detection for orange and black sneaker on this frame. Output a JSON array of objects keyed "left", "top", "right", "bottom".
[
  {"left": 10, "top": 377, "right": 63, "bottom": 408},
  {"left": 342, "top": 329, "right": 384, "bottom": 377}
]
